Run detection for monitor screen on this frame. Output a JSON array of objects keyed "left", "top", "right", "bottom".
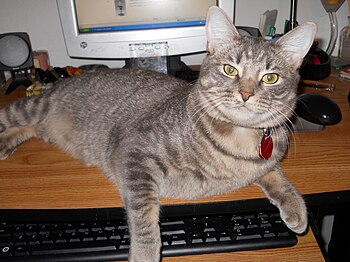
[
  {"left": 75, "top": 0, "right": 213, "bottom": 33},
  {"left": 57, "top": 0, "right": 235, "bottom": 60}
]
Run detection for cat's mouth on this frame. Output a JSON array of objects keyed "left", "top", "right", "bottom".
[
  {"left": 224, "top": 100, "right": 262, "bottom": 114},
  {"left": 218, "top": 101, "right": 287, "bottom": 129},
  {"left": 217, "top": 104, "right": 260, "bottom": 125}
]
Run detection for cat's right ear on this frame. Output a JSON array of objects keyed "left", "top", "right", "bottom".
[{"left": 206, "top": 6, "right": 240, "bottom": 54}]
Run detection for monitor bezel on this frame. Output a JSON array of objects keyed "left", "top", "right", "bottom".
[{"left": 56, "top": 0, "right": 235, "bottom": 59}]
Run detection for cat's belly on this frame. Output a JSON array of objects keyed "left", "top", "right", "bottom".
[
  {"left": 159, "top": 177, "right": 239, "bottom": 199},
  {"left": 159, "top": 160, "right": 276, "bottom": 199}
]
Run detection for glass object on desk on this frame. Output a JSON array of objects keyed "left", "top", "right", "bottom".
[
  {"left": 339, "top": 16, "right": 350, "bottom": 58},
  {"left": 320, "top": 0, "right": 345, "bottom": 55}
]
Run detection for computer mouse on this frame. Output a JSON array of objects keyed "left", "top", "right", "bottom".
[{"left": 295, "top": 93, "right": 342, "bottom": 125}]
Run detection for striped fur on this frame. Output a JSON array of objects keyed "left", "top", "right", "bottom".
[{"left": 0, "top": 7, "right": 316, "bottom": 261}]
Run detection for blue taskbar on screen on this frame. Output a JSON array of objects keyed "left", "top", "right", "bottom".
[{"left": 79, "top": 20, "right": 206, "bottom": 33}]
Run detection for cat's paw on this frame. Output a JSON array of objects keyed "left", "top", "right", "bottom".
[
  {"left": 280, "top": 202, "right": 308, "bottom": 234},
  {"left": 129, "top": 248, "right": 160, "bottom": 262},
  {"left": 129, "top": 240, "right": 161, "bottom": 262},
  {"left": 0, "top": 139, "right": 16, "bottom": 160}
]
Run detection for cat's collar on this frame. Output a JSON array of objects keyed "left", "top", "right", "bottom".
[{"left": 258, "top": 128, "right": 273, "bottom": 160}]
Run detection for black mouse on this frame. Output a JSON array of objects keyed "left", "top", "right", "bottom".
[{"left": 295, "top": 93, "right": 342, "bottom": 125}]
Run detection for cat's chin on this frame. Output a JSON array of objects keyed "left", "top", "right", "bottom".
[
  {"left": 220, "top": 104, "right": 289, "bottom": 130},
  {"left": 217, "top": 105, "right": 263, "bottom": 128},
  {"left": 222, "top": 117, "right": 276, "bottom": 131}
]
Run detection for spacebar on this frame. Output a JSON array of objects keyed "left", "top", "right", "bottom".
[{"left": 31, "top": 240, "right": 118, "bottom": 255}]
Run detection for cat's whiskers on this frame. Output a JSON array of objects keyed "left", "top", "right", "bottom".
[
  {"left": 270, "top": 105, "right": 297, "bottom": 139},
  {"left": 284, "top": 106, "right": 304, "bottom": 142},
  {"left": 191, "top": 89, "right": 229, "bottom": 116},
  {"left": 269, "top": 104, "right": 295, "bottom": 129},
  {"left": 192, "top": 96, "right": 222, "bottom": 119},
  {"left": 266, "top": 107, "right": 297, "bottom": 156},
  {"left": 190, "top": 99, "right": 224, "bottom": 141},
  {"left": 265, "top": 107, "right": 290, "bottom": 135},
  {"left": 280, "top": 105, "right": 302, "bottom": 158},
  {"left": 268, "top": 116, "right": 292, "bottom": 156},
  {"left": 187, "top": 79, "right": 199, "bottom": 86},
  {"left": 259, "top": 113, "right": 287, "bottom": 157},
  {"left": 191, "top": 99, "right": 222, "bottom": 129}
]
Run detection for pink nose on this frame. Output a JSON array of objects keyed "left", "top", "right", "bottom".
[{"left": 239, "top": 91, "right": 254, "bottom": 102}]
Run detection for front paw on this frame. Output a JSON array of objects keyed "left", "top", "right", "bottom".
[
  {"left": 280, "top": 200, "right": 308, "bottom": 234},
  {"left": 129, "top": 240, "right": 161, "bottom": 262},
  {"left": 0, "top": 142, "right": 16, "bottom": 160}
]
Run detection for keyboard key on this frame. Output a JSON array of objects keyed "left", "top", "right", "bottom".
[
  {"left": 161, "top": 224, "right": 186, "bottom": 235},
  {"left": 171, "top": 239, "right": 186, "bottom": 245},
  {"left": 257, "top": 213, "right": 269, "bottom": 218},
  {"left": 204, "top": 227, "right": 215, "bottom": 232},
  {"left": 191, "top": 238, "right": 204, "bottom": 244},
  {"left": 55, "top": 239, "right": 67, "bottom": 243},
  {"left": 219, "top": 236, "right": 231, "bottom": 241},
  {"left": 119, "top": 239, "right": 130, "bottom": 250},
  {"left": 96, "top": 236, "right": 108, "bottom": 241},
  {"left": 170, "top": 234, "right": 187, "bottom": 245},
  {"left": 261, "top": 223, "right": 272, "bottom": 228},
  {"left": 264, "top": 231, "right": 276, "bottom": 238},
  {"left": 105, "top": 226, "right": 116, "bottom": 232},
  {"left": 109, "top": 235, "right": 121, "bottom": 240},
  {"left": 233, "top": 224, "right": 245, "bottom": 230},
  {"left": 205, "top": 231, "right": 217, "bottom": 242},
  {"left": 41, "top": 239, "right": 54, "bottom": 244},
  {"left": 218, "top": 231, "right": 231, "bottom": 241},
  {"left": 14, "top": 245, "right": 30, "bottom": 256},
  {"left": 28, "top": 240, "right": 40, "bottom": 245},
  {"left": 237, "top": 234, "right": 262, "bottom": 240},
  {"left": 82, "top": 237, "right": 94, "bottom": 242},
  {"left": 0, "top": 246, "right": 12, "bottom": 257},
  {"left": 161, "top": 220, "right": 185, "bottom": 226},
  {"left": 278, "top": 232, "right": 290, "bottom": 237},
  {"left": 31, "top": 240, "right": 117, "bottom": 255}
]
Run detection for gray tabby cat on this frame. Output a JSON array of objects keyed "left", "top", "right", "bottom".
[{"left": 0, "top": 7, "right": 316, "bottom": 262}]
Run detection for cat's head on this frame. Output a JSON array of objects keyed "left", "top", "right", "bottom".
[{"left": 197, "top": 6, "right": 316, "bottom": 129}]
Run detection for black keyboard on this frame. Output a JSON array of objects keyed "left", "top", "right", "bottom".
[{"left": 0, "top": 208, "right": 297, "bottom": 261}]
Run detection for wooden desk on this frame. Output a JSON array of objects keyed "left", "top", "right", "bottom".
[{"left": 1, "top": 72, "right": 349, "bottom": 261}]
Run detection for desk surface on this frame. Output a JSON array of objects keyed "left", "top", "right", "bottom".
[{"left": 1, "top": 72, "right": 349, "bottom": 261}]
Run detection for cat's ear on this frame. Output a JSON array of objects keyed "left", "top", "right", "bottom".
[
  {"left": 206, "top": 6, "right": 240, "bottom": 54},
  {"left": 275, "top": 22, "right": 317, "bottom": 69}
]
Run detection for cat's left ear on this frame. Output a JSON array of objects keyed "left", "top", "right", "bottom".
[
  {"left": 206, "top": 6, "right": 240, "bottom": 54},
  {"left": 275, "top": 22, "right": 317, "bottom": 69}
]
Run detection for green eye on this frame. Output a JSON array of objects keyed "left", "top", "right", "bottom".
[
  {"left": 262, "top": 73, "right": 279, "bottom": 84},
  {"left": 223, "top": 64, "right": 238, "bottom": 77}
]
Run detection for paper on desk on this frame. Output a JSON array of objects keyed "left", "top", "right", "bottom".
[{"left": 259, "top": 9, "right": 278, "bottom": 37}]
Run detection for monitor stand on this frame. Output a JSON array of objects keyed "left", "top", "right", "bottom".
[{"left": 124, "top": 56, "right": 199, "bottom": 83}]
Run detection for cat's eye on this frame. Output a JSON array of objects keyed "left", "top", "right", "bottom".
[
  {"left": 261, "top": 73, "right": 279, "bottom": 84},
  {"left": 223, "top": 64, "right": 238, "bottom": 77}
]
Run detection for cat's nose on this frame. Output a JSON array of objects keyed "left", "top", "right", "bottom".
[{"left": 239, "top": 91, "right": 254, "bottom": 102}]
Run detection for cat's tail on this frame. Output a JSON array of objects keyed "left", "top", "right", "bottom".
[{"left": 0, "top": 95, "right": 49, "bottom": 160}]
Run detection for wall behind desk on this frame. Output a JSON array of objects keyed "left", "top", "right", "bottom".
[{"left": 0, "top": 0, "right": 348, "bottom": 68}]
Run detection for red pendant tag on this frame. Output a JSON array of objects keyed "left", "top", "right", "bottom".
[{"left": 258, "top": 130, "right": 273, "bottom": 160}]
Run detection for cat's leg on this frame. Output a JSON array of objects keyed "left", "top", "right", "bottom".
[
  {"left": 0, "top": 126, "right": 36, "bottom": 160},
  {"left": 120, "top": 171, "right": 161, "bottom": 262},
  {"left": 0, "top": 97, "right": 45, "bottom": 160},
  {"left": 255, "top": 166, "right": 308, "bottom": 234}
]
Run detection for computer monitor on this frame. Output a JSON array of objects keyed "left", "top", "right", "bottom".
[{"left": 56, "top": 0, "right": 235, "bottom": 64}]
